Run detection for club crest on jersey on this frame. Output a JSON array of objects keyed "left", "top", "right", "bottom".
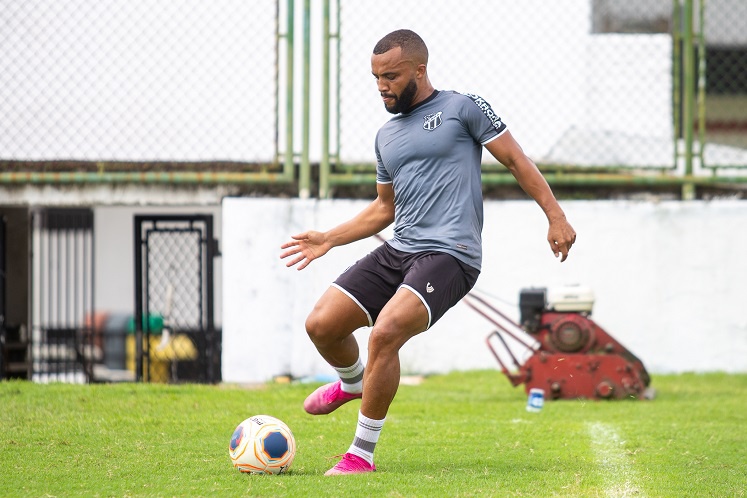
[{"left": 423, "top": 111, "right": 443, "bottom": 131}]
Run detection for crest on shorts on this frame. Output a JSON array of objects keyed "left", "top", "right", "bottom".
[{"left": 423, "top": 111, "right": 443, "bottom": 131}]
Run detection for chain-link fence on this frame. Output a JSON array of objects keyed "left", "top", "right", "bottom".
[
  {"left": 147, "top": 231, "right": 203, "bottom": 329},
  {"left": 701, "top": 0, "right": 747, "bottom": 167},
  {"left": 1, "top": 1, "right": 746, "bottom": 191},
  {"left": 0, "top": 0, "right": 278, "bottom": 167},
  {"left": 334, "top": 0, "right": 746, "bottom": 174},
  {"left": 337, "top": 0, "right": 671, "bottom": 169}
]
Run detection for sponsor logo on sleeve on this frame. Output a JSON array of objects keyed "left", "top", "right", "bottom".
[{"left": 463, "top": 93, "right": 504, "bottom": 131}]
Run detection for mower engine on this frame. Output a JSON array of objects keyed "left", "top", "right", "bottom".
[{"left": 468, "top": 286, "right": 653, "bottom": 400}]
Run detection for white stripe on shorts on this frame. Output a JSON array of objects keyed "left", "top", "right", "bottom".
[
  {"left": 331, "top": 283, "right": 374, "bottom": 327},
  {"left": 400, "top": 284, "right": 432, "bottom": 330}
]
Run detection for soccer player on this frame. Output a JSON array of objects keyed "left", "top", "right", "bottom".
[{"left": 280, "top": 29, "right": 576, "bottom": 475}]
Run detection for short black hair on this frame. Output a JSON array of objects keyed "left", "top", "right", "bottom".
[{"left": 373, "top": 29, "right": 428, "bottom": 65}]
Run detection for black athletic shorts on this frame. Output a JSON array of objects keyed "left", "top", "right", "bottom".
[{"left": 332, "top": 243, "right": 480, "bottom": 329}]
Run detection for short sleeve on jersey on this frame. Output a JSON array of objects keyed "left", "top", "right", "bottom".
[
  {"left": 375, "top": 129, "right": 393, "bottom": 184},
  {"left": 461, "top": 93, "right": 508, "bottom": 145}
]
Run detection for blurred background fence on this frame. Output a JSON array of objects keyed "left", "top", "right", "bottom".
[
  {"left": 1, "top": 0, "right": 746, "bottom": 197},
  {"left": 0, "top": 0, "right": 293, "bottom": 184}
]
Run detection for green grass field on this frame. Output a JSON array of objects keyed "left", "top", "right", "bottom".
[{"left": 1, "top": 371, "right": 746, "bottom": 497}]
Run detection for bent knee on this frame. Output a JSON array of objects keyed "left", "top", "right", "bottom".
[
  {"left": 305, "top": 311, "right": 330, "bottom": 342},
  {"left": 305, "top": 289, "right": 370, "bottom": 343},
  {"left": 368, "top": 323, "right": 410, "bottom": 354},
  {"left": 305, "top": 309, "right": 355, "bottom": 344}
]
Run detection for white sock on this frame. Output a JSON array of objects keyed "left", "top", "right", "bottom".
[
  {"left": 334, "top": 358, "right": 364, "bottom": 394},
  {"left": 347, "top": 411, "right": 385, "bottom": 465}
]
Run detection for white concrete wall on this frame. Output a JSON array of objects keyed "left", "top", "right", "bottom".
[{"left": 222, "top": 198, "right": 747, "bottom": 382}]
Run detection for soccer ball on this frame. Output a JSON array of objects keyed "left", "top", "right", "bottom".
[{"left": 228, "top": 415, "right": 296, "bottom": 474}]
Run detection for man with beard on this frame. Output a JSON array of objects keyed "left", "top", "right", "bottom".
[{"left": 280, "top": 29, "right": 576, "bottom": 475}]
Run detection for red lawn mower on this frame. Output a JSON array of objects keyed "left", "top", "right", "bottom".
[{"left": 464, "top": 286, "right": 654, "bottom": 400}]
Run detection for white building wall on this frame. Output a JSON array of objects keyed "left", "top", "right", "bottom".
[{"left": 222, "top": 198, "right": 747, "bottom": 382}]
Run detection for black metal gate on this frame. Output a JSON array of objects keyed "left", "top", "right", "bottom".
[
  {"left": 30, "top": 208, "right": 96, "bottom": 383},
  {"left": 134, "top": 215, "right": 220, "bottom": 383},
  {"left": 0, "top": 214, "right": 5, "bottom": 377}
]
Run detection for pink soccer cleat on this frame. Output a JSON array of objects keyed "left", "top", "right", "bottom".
[
  {"left": 324, "top": 453, "right": 376, "bottom": 476},
  {"left": 303, "top": 380, "right": 362, "bottom": 415}
]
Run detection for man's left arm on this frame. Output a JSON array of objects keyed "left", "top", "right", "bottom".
[{"left": 484, "top": 130, "right": 577, "bottom": 262}]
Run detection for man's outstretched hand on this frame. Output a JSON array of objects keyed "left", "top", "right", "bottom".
[{"left": 280, "top": 231, "right": 331, "bottom": 270}]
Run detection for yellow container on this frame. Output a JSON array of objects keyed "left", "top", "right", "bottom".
[
  {"left": 126, "top": 332, "right": 199, "bottom": 383},
  {"left": 126, "top": 335, "right": 170, "bottom": 382}
]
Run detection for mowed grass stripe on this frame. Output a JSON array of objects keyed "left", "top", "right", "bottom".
[{"left": 587, "top": 422, "right": 642, "bottom": 498}]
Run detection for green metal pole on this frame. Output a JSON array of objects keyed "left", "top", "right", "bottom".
[
  {"left": 319, "top": 0, "right": 331, "bottom": 198},
  {"left": 274, "top": 1, "right": 280, "bottom": 168},
  {"left": 10, "top": 166, "right": 744, "bottom": 187},
  {"left": 0, "top": 171, "right": 295, "bottom": 184},
  {"left": 335, "top": 1, "right": 342, "bottom": 179},
  {"left": 682, "top": 0, "right": 696, "bottom": 199},
  {"left": 323, "top": 170, "right": 747, "bottom": 187},
  {"left": 284, "top": 0, "right": 295, "bottom": 182},
  {"left": 299, "top": 0, "right": 311, "bottom": 198},
  {"left": 697, "top": 0, "right": 707, "bottom": 172},
  {"left": 672, "top": 0, "right": 681, "bottom": 170}
]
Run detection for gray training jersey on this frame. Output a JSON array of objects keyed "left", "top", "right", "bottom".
[{"left": 375, "top": 90, "right": 507, "bottom": 270}]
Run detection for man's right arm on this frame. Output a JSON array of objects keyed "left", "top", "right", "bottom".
[
  {"left": 484, "top": 130, "right": 576, "bottom": 262},
  {"left": 325, "top": 182, "right": 395, "bottom": 248},
  {"left": 280, "top": 183, "right": 395, "bottom": 270}
]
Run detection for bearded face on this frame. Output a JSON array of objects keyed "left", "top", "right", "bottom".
[{"left": 382, "top": 78, "right": 418, "bottom": 114}]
